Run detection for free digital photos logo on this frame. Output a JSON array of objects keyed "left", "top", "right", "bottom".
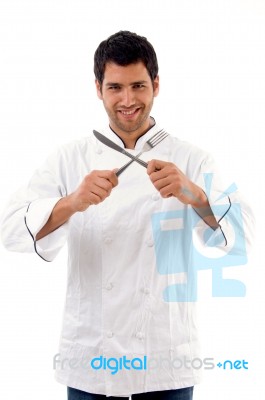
[
  {"left": 151, "top": 173, "right": 248, "bottom": 302},
  {"left": 53, "top": 354, "right": 249, "bottom": 374}
]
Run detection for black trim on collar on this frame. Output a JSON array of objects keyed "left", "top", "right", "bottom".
[{"left": 109, "top": 116, "right": 157, "bottom": 149}]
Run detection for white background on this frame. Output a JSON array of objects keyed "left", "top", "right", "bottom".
[{"left": 0, "top": 0, "right": 264, "bottom": 399}]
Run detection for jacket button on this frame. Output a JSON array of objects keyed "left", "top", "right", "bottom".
[
  {"left": 143, "top": 287, "right": 150, "bottom": 295},
  {"left": 107, "top": 331, "right": 113, "bottom": 338},
  {"left": 146, "top": 239, "right": 154, "bottom": 247},
  {"left": 104, "top": 237, "right": 112, "bottom": 244},
  {"left": 152, "top": 193, "right": 160, "bottom": 201},
  {"left": 96, "top": 148, "right": 103, "bottom": 154},
  {"left": 136, "top": 332, "right": 144, "bottom": 340},
  {"left": 106, "top": 283, "right": 113, "bottom": 290}
]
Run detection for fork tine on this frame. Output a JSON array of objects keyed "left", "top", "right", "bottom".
[
  {"left": 147, "top": 128, "right": 164, "bottom": 142},
  {"left": 116, "top": 129, "right": 169, "bottom": 176},
  {"left": 149, "top": 129, "right": 166, "bottom": 141},
  {"left": 149, "top": 131, "right": 168, "bottom": 146}
]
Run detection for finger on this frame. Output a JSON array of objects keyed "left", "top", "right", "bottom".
[
  {"left": 90, "top": 183, "right": 111, "bottom": 201},
  {"left": 151, "top": 179, "right": 176, "bottom": 198},
  {"left": 83, "top": 192, "right": 102, "bottom": 206},
  {"left": 94, "top": 177, "right": 114, "bottom": 193},
  {"left": 151, "top": 176, "right": 172, "bottom": 191},
  {"left": 91, "top": 170, "right": 118, "bottom": 188},
  {"left": 90, "top": 194, "right": 102, "bottom": 205},
  {"left": 159, "top": 183, "right": 177, "bottom": 198},
  {"left": 147, "top": 159, "right": 168, "bottom": 175},
  {"left": 149, "top": 169, "right": 171, "bottom": 184},
  {"left": 105, "top": 170, "right": 119, "bottom": 187}
]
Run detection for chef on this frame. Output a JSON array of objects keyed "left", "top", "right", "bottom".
[{"left": 0, "top": 30, "right": 253, "bottom": 400}]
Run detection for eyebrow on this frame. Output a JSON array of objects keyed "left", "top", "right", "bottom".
[{"left": 105, "top": 80, "right": 149, "bottom": 87}]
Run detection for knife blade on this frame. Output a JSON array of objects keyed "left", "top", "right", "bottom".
[{"left": 93, "top": 130, "right": 148, "bottom": 168}]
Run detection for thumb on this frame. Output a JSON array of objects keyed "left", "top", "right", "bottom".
[{"left": 147, "top": 159, "right": 167, "bottom": 175}]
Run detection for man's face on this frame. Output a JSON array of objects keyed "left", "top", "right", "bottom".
[{"left": 96, "top": 61, "right": 159, "bottom": 142}]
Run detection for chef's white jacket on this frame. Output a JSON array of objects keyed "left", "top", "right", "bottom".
[{"left": 0, "top": 123, "right": 253, "bottom": 397}]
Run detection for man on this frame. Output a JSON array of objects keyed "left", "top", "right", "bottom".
[{"left": 1, "top": 31, "right": 253, "bottom": 399}]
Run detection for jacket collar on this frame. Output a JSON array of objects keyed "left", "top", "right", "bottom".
[{"left": 99, "top": 117, "right": 164, "bottom": 151}]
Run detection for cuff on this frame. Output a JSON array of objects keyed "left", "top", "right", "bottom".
[{"left": 24, "top": 197, "right": 68, "bottom": 262}]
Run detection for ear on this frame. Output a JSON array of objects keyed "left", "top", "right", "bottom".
[
  {"left": 153, "top": 75, "right": 159, "bottom": 97},
  {"left": 95, "top": 80, "right": 103, "bottom": 100}
]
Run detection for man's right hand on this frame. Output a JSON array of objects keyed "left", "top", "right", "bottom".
[
  {"left": 69, "top": 170, "right": 118, "bottom": 212},
  {"left": 36, "top": 170, "right": 118, "bottom": 240}
]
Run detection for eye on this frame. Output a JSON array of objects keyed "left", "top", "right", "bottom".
[
  {"left": 133, "top": 84, "right": 145, "bottom": 89},
  {"left": 108, "top": 85, "right": 121, "bottom": 91}
]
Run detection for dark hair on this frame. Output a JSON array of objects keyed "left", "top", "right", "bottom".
[{"left": 94, "top": 30, "right": 159, "bottom": 86}]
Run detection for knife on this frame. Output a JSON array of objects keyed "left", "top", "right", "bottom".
[{"left": 93, "top": 130, "right": 148, "bottom": 168}]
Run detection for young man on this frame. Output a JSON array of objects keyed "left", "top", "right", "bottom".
[{"left": 1, "top": 31, "right": 253, "bottom": 399}]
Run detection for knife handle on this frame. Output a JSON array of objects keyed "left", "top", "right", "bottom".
[{"left": 116, "top": 159, "right": 135, "bottom": 176}]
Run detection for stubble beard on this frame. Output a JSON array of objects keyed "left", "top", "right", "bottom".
[{"left": 104, "top": 99, "right": 154, "bottom": 135}]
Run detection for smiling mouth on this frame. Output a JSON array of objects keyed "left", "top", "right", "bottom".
[{"left": 118, "top": 108, "right": 141, "bottom": 116}]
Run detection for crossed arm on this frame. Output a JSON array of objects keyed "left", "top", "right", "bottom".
[{"left": 36, "top": 159, "right": 219, "bottom": 241}]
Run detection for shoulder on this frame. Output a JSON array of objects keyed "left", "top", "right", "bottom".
[
  {"left": 58, "top": 134, "right": 96, "bottom": 157},
  {"left": 43, "top": 134, "right": 100, "bottom": 168},
  {"left": 36, "top": 134, "right": 97, "bottom": 175},
  {"left": 167, "top": 134, "right": 213, "bottom": 164}
]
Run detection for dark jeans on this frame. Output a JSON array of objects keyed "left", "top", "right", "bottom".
[{"left": 67, "top": 386, "right": 194, "bottom": 400}]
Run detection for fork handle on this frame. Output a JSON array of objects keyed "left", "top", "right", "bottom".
[{"left": 116, "top": 151, "right": 144, "bottom": 176}]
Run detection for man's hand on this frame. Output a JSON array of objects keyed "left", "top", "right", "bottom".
[
  {"left": 36, "top": 170, "right": 118, "bottom": 240},
  {"left": 69, "top": 170, "right": 118, "bottom": 212},
  {"left": 147, "top": 160, "right": 208, "bottom": 208}
]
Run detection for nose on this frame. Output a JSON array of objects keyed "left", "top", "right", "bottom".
[{"left": 120, "top": 88, "right": 135, "bottom": 107}]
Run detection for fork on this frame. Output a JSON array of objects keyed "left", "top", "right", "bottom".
[{"left": 116, "top": 129, "right": 168, "bottom": 176}]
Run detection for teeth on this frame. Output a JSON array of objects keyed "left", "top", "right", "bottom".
[{"left": 120, "top": 109, "right": 136, "bottom": 115}]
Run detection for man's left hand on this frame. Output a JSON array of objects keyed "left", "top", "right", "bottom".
[{"left": 147, "top": 159, "right": 208, "bottom": 208}]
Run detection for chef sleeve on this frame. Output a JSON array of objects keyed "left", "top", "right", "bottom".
[
  {"left": 0, "top": 148, "right": 69, "bottom": 262},
  {"left": 192, "top": 154, "right": 254, "bottom": 256}
]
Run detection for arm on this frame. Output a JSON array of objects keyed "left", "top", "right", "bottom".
[
  {"left": 1, "top": 140, "right": 118, "bottom": 261},
  {"left": 147, "top": 159, "right": 220, "bottom": 229},
  {"left": 36, "top": 170, "right": 118, "bottom": 241}
]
